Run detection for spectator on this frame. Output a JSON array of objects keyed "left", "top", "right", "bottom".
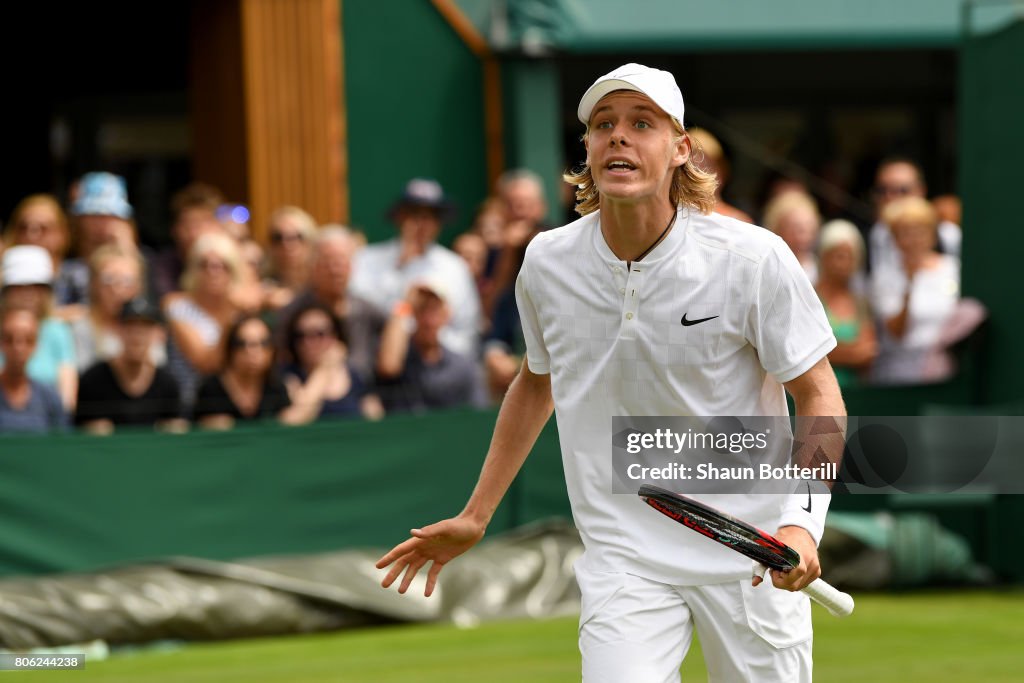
[
  {"left": 350, "top": 178, "right": 481, "bottom": 356},
  {"left": 482, "top": 285, "right": 525, "bottom": 401},
  {"left": 763, "top": 191, "right": 821, "bottom": 284},
  {"left": 263, "top": 206, "right": 316, "bottom": 311},
  {"left": 472, "top": 196, "right": 508, "bottom": 268},
  {"left": 75, "top": 298, "right": 184, "bottom": 434},
  {"left": 194, "top": 315, "right": 312, "bottom": 428},
  {"left": 466, "top": 197, "right": 508, "bottom": 313},
  {"left": 497, "top": 169, "right": 549, "bottom": 229},
  {"left": 376, "top": 277, "right": 487, "bottom": 414},
  {"left": 282, "top": 303, "right": 383, "bottom": 421},
  {"left": 70, "top": 245, "right": 160, "bottom": 371},
  {"left": 453, "top": 232, "right": 490, "bottom": 306},
  {"left": 238, "top": 238, "right": 266, "bottom": 291},
  {"left": 870, "top": 197, "right": 960, "bottom": 384},
  {"left": 4, "top": 195, "right": 73, "bottom": 304},
  {"left": 62, "top": 172, "right": 141, "bottom": 310},
  {"left": 163, "top": 233, "right": 243, "bottom": 411},
  {"left": 274, "top": 226, "right": 385, "bottom": 384},
  {"left": 816, "top": 220, "right": 877, "bottom": 387},
  {"left": 482, "top": 236, "right": 530, "bottom": 400},
  {"left": 688, "top": 127, "right": 753, "bottom": 223},
  {"left": 486, "top": 170, "right": 551, "bottom": 318},
  {"left": 932, "top": 194, "right": 962, "bottom": 232},
  {"left": 0, "top": 308, "right": 68, "bottom": 433},
  {"left": 152, "top": 182, "right": 225, "bottom": 300},
  {"left": 867, "top": 157, "right": 961, "bottom": 273},
  {"left": 0, "top": 246, "right": 77, "bottom": 409}
]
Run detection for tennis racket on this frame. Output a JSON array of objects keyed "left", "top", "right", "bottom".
[{"left": 638, "top": 484, "right": 854, "bottom": 617}]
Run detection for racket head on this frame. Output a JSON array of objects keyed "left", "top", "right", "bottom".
[{"left": 638, "top": 484, "right": 800, "bottom": 571}]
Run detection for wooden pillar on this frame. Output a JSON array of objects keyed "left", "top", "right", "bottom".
[{"left": 191, "top": 0, "right": 347, "bottom": 242}]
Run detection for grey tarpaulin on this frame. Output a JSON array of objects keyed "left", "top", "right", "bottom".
[
  {"left": 0, "top": 521, "right": 583, "bottom": 649},
  {"left": 818, "top": 511, "right": 991, "bottom": 590},
  {"left": 0, "top": 514, "right": 989, "bottom": 648}
]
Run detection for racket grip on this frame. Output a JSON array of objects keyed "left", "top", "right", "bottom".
[{"left": 803, "top": 578, "right": 855, "bottom": 618}]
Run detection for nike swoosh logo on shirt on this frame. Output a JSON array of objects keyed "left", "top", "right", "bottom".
[
  {"left": 680, "top": 314, "right": 719, "bottom": 327},
  {"left": 801, "top": 482, "right": 813, "bottom": 513}
]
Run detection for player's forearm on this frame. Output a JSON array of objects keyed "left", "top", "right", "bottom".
[
  {"left": 785, "top": 357, "right": 847, "bottom": 487},
  {"left": 461, "top": 366, "right": 554, "bottom": 527}
]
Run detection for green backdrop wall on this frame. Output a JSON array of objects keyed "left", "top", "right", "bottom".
[
  {"left": 342, "top": 1, "right": 488, "bottom": 244},
  {"left": 959, "top": 18, "right": 1024, "bottom": 405}
]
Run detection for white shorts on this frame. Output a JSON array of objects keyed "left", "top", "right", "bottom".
[{"left": 576, "top": 561, "right": 813, "bottom": 683}]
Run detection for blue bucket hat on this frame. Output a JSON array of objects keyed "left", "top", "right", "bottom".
[{"left": 71, "top": 172, "right": 134, "bottom": 219}]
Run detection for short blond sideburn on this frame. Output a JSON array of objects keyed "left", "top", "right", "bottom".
[{"left": 563, "top": 117, "right": 719, "bottom": 216}]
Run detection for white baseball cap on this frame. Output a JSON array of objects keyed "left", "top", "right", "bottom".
[
  {"left": 2, "top": 245, "right": 54, "bottom": 287},
  {"left": 408, "top": 275, "right": 450, "bottom": 305},
  {"left": 577, "top": 63, "right": 685, "bottom": 126}
]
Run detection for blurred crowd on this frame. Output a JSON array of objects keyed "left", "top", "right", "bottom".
[{"left": 0, "top": 131, "right": 982, "bottom": 435}]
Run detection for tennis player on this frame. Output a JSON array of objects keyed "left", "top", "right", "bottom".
[{"left": 378, "top": 63, "right": 845, "bottom": 682}]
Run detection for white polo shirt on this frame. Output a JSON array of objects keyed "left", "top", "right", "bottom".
[{"left": 516, "top": 207, "right": 837, "bottom": 584}]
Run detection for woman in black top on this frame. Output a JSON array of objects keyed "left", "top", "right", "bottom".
[
  {"left": 281, "top": 302, "right": 383, "bottom": 421},
  {"left": 194, "top": 315, "right": 316, "bottom": 428}
]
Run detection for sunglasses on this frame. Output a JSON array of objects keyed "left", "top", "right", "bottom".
[
  {"left": 872, "top": 184, "right": 916, "bottom": 198},
  {"left": 18, "top": 221, "right": 58, "bottom": 234},
  {"left": 231, "top": 337, "right": 272, "bottom": 350},
  {"left": 295, "top": 327, "right": 332, "bottom": 341},
  {"left": 99, "top": 273, "right": 139, "bottom": 288},
  {"left": 199, "top": 258, "right": 229, "bottom": 272},
  {"left": 270, "top": 231, "right": 306, "bottom": 245}
]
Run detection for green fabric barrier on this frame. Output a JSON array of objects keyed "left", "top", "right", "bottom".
[
  {"left": 2, "top": 401, "right": 1022, "bottom": 581},
  {"left": 0, "top": 410, "right": 559, "bottom": 578}
]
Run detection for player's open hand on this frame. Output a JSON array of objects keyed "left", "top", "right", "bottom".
[
  {"left": 754, "top": 526, "right": 821, "bottom": 591},
  {"left": 376, "top": 516, "right": 486, "bottom": 597}
]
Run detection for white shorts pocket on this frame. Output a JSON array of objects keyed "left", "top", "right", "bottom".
[{"left": 739, "top": 580, "right": 812, "bottom": 649}]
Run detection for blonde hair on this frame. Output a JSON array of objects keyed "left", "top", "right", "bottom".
[
  {"left": 4, "top": 194, "right": 70, "bottom": 257},
  {"left": 88, "top": 244, "right": 145, "bottom": 299},
  {"left": 882, "top": 196, "right": 939, "bottom": 234},
  {"left": 268, "top": 206, "right": 318, "bottom": 242},
  {"left": 762, "top": 191, "right": 821, "bottom": 235},
  {"left": 819, "top": 219, "right": 865, "bottom": 268},
  {"left": 563, "top": 119, "right": 718, "bottom": 216},
  {"left": 181, "top": 233, "right": 243, "bottom": 293}
]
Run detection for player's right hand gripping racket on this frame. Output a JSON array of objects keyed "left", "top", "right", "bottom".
[{"left": 638, "top": 484, "right": 854, "bottom": 617}]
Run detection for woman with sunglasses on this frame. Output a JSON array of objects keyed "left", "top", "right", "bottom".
[
  {"left": 282, "top": 303, "right": 383, "bottom": 421},
  {"left": 69, "top": 245, "right": 163, "bottom": 371},
  {"left": 194, "top": 315, "right": 313, "bottom": 428},
  {"left": 263, "top": 206, "right": 317, "bottom": 311},
  {"left": 4, "top": 195, "right": 76, "bottom": 306},
  {"left": 163, "top": 233, "right": 243, "bottom": 411}
]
